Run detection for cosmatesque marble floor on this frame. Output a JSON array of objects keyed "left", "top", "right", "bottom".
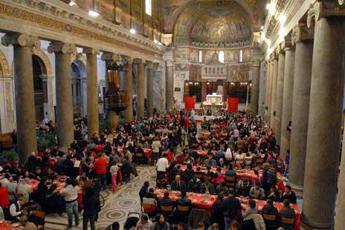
[{"left": 45, "top": 166, "right": 157, "bottom": 230}]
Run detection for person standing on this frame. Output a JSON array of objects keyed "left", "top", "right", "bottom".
[
  {"left": 60, "top": 178, "right": 79, "bottom": 229},
  {"left": 93, "top": 152, "right": 109, "bottom": 190},
  {"left": 82, "top": 187, "right": 100, "bottom": 230},
  {"left": 156, "top": 155, "right": 169, "bottom": 181},
  {"left": 109, "top": 162, "right": 119, "bottom": 192}
]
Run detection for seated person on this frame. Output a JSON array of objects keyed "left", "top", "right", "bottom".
[
  {"left": 200, "top": 177, "right": 217, "bottom": 195},
  {"left": 171, "top": 175, "right": 186, "bottom": 192},
  {"left": 262, "top": 199, "right": 279, "bottom": 230},
  {"left": 8, "top": 195, "right": 27, "bottom": 223},
  {"left": 281, "top": 185, "right": 297, "bottom": 204},
  {"left": 204, "top": 154, "right": 217, "bottom": 168},
  {"left": 212, "top": 168, "right": 225, "bottom": 185},
  {"left": 279, "top": 199, "right": 295, "bottom": 230},
  {"left": 187, "top": 176, "right": 202, "bottom": 193},
  {"left": 142, "top": 188, "right": 157, "bottom": 217},
  {"left": 152, "top": 214, "right": 170, "bottom": 230},
  {"left": 174, "top": 190, "right": 192, "bottom": 223},
  {"left": 243, "top": 199, "right": 258, "bottom": 217},
  {"left": 249, "top": 184, "right": 265, "bottom": 200},
  {"left": 136, "top": 214, "right": 153, "bottom": 230},
  {"left": 242, "top": 199, "right": 266, "bottom": 230},
  {"left": 182, "top": 164, "right": 194, "bottom": 183},
  {"left": 236, "top": 179, "right": 251, "bottom": 197},
  {"left": 267, "top": 186, "right": 280, "bottom": 201},
  {"left": 157, "top": 192, "right": 174, "bottom": 218}
]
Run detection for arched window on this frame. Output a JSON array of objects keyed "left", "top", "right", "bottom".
[
  {"left": 145, "top": 0, "right": 152, "bottom": 16},
  {"left": 239, "top": 49, "right": 243, "bottom": 63},
  {"left": 199, "top": 50, "right": 203, "bottom": 63},
  {"left": 218, "top": 50, "right": 225, "bottom": 63}
]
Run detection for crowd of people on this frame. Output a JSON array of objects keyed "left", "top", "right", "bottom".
[
  {"left": 0, "top": 110, "right": 299, "bottom": 230},
  {"left": 138, "top": 111, "right": 298, "bottom": 230}
]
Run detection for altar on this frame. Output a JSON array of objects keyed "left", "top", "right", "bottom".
[{"left": 202, "top": 93, "right": 224, "bottom": 110}]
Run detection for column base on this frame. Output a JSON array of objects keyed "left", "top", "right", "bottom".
[
  {"left": 290, "top": 183, "right": 304, "bottom": 198},
  {"left": 301, "top": 216, "right": 334, "bottom": 230}
]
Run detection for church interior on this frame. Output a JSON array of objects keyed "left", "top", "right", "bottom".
[{"left": 0, "top": 0, "right": 345, "bottom": 229}]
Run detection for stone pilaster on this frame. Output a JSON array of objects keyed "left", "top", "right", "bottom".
[
  {"left": 280, "top": 34, "right": 295, "bottom": 158},
  {"left": 336, "top": 117, "right": 345, "bottom": 230},
  {"left": 124, "top": 57, "right": 133, "bottom": 122},
  {"left": 249, "top": 62, "right": 260, "bottom": 114},
  {"left": 269, "top": 54, "right": 278, "bottom": 132},
  {"left": 302, "top": 2, "right": 345, "bottom": 228},
  {"left": 265, "top": 60, "right": 272, "bottom": 121},
  {"left": 1, "top": 33, "right": 39, "bottom": 164},
  {"left": 166, "top": 60, "right": 174, "bottom": 111},
  {"left": 289, "top": 23, "right": 314, "bottom": 194},
  {"left": 274, "top": 46, "right": 285, "bottom": 143},
  {"left": 146, "top": 61, "right": 154, "bottom": 118},
  {"left": 84, "top": 48, "right": 99, "bottom": 135},
  {"left": 136, "top": 59, "right": 145, "bottom": 119},
  {"left": 48, "top": 41, "right": 76, "bottom": 149},
  {"left": 101, "top": 52, "right": 119, "bottom": 130}
]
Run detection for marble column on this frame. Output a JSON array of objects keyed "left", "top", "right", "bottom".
[
  {"left": 124, "top": 57, "right": 133, "bottom": 122},
  {"left": 146, "top": 62, "right": 154, "bottom": 117},
  {"left": 274, "top": 50, "right": 285, "bottom": 143},
  {"left": 84, "top": 48, "right": 99, "bottom": 135},
  {"left": 136, "top": 60, "right": 145, "bottom": 119},
  {"left": 302, "top": 16, "right": 345, "bottom": 229},
  {"left": 258, "top": 61, "right": 267, "bottom": 117},
  {"left": 265, "top": 61, "right": 272, "bottom": 120},
  {"left": 249, "top": 61, "right": 260, "bottom": 113},
  {"left": 1, "top": 33, "right": 38, "bottom": 164},
  {"left": 166, "top": 60, "right": 174, "bottom": 111},
  {"left": 335, "top": 112, "right": 345, "bottom": 229},
  {"left": 269, "top": 57, "right": 278, "bottom": 130},
  {"left": 288, "top": 25, "right": 313, "bottom": 193},
  {"left": 280, "top": 40, "right": 295, "bottom": 158},
  {"left": 48, "top": 42, "right": 76, "bottom": 149},
  {"left": 101, "top": 52, "right": 119, "bottom": 130}
]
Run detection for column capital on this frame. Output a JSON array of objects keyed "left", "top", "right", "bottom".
[
  {"left": 83, "top": 47, "right": 99, "bottom": 55},
  {"left": 283, "top": 32, "right": 295, "bottom": 51},
  {"left": 1, "top": 33, "right": 40, "bottom": 48},
  {"left": 122, "top": 56, "right": 133, "bottom": 65},
  {"left": 292, "top": 23, "right": 314, "bottom": 45},
  {"left": 48, "top": 41, "right": 76, "bottom": 54},
  {"left": 101, "top": 52, "right": 118, "bottom": 61},
  {"left": 146, "top": 61, "right": 154, "bottom": 69},
  {"left": 133, "top": 58, "right": 145, "bottom": 64},
  {"left": 308, "top": 0, "right": 345, "bottom": 28}
]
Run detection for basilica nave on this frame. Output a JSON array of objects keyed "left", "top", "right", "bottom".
[{"left": 0, "top": 0, "right": 345, "bottom": 229}]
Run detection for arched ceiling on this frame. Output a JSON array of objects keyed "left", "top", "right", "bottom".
[{"left": 173, "top": 1, "right": 253, "bottom": 47}]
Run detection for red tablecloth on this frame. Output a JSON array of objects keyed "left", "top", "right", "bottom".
[
  {"left": 236, "top": 170, "right": 260, "bottom": 184},
  {"left": 194, "top": 150, "right": 208, "bottom": 156},
  {"left": 179, "top": 165, "right": 259, "bottom": 183},
  {"left": 28, "top": 178, "right": 83, "bottom": 207},
  {"left": 144, "top": 148, "right": 153, "bottom": 160},
  {"left": 0, "top": 222, "right": 22, "bottom": 229},
  {"left": 241, "top": 198, "right": 301, "bottom": 230},
  {"left": 155, "top": 189, "right": 217, "bottom": 211}
]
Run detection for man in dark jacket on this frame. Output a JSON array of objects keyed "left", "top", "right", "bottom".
[
  {"left": 221, "top": 194, "right": 242, "bottom": 230},
  {"left": 261, "top": 199, "right": 279, "bottom": 230},
  {"left": 171, "top": 175, "right": 186, "bottom": 192},
  {"left": 82, "top": 187, "right": 100, "bottom": 230},
  {"left": 279, "top": 199, "right": 295, "bottom": 230},
  {"left": 175, "top": 190, "right": 192, "bottom": 223}
]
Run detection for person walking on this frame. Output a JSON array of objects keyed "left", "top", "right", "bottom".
[{"left": 60, "top": 178, "right": 79, "bottom": 229}]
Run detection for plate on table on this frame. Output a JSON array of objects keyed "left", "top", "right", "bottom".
[{"left": 11, "top": 223, "right": 20, "bottom": 227}]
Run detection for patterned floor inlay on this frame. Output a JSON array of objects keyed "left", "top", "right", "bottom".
[{"left": 45, "top": 166, "right": 156, "bottom": 229}]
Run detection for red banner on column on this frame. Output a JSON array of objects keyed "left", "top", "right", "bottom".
[
  {"left": 228, "top": 98, "right": 239, "bottom": 111},
  {"left": 184, "top": 96, "right": 196, "bottom": 110}
]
